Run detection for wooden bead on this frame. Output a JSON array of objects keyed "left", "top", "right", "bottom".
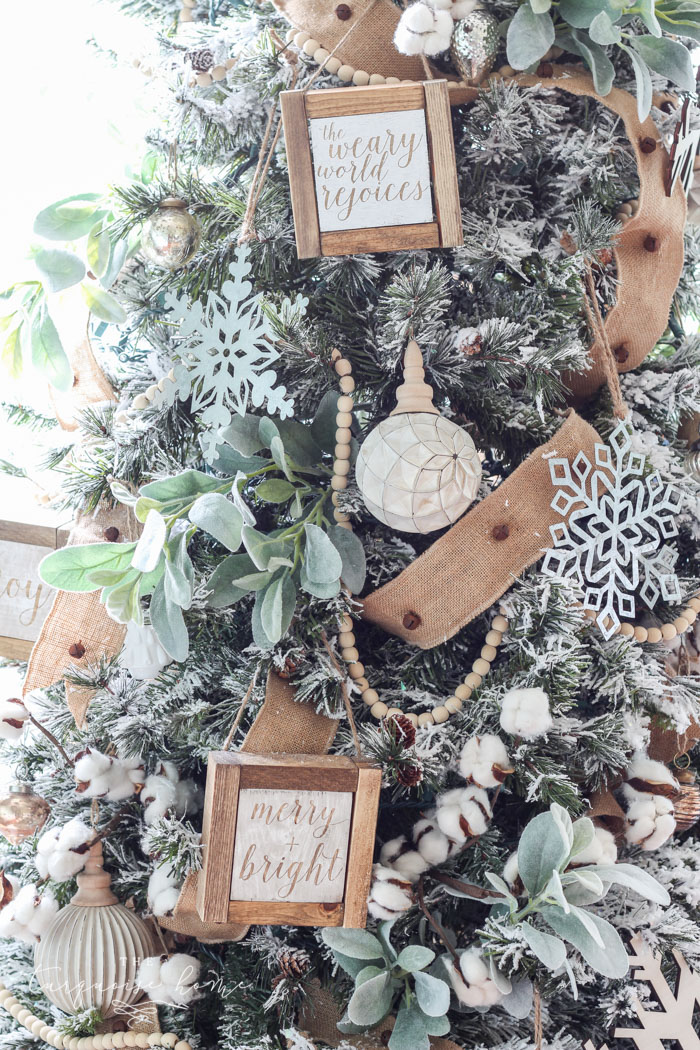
[
  {"left": 347, "top": 662, "right": 365, "bottom": 679},
  {"left": 337, "top": 395, "right": 354, "bottom": 413},
  {"left": 455, "top": 683, "right": 471, "bottom": 701},
  {"left": 211, "top": 65, "right": 227, "bottom": 81},
  {"left": 369, "top": 73, "right": 386, "bottom": 85},
  {"left": 303, "top": 38, "right": 320, "bottom": 55},
  {"left": 16, "top": 1009, "right": 30, "bottom": 1024},
  {"left": 196, "top": 72, "right": 213, "bottom": 87},
  {"left": 39, "top": 1028, "right": 53, "bottom": 1043},
  {"left": 417, "top": 712, "right": 435, "bottom": 727},
  {"left": 132, "top": 393, "right": 150, "bottom": 410},
  {"left": 67, "top": 1038, "right": 80, "bottom": 1050},
  {"left": 31, "top": 1020, "right": 45, "bottom": 1037},
  {"left": 674, "top": 617, "right": 690, "bottom": 634},
  {"left": 93, "top": 1038, "right": 105, "bottom": 1049},
  {"left": 334, "top": 459, "right": 350, "bottom": 476},
  {"left": 386, "top": 707, "right": 403, "bottom": 719},
  {"left": 225, "top": 57, "right": 236, "bottom": 69},
  {"left": 336, "top": 411, "right": 352, "bottom": 427},
  {"left": 135, "top": 1036, "right": 150, "bottom": 1048},
  {"left": 337, "top": 64, "right": 355, "bottom": 82},
  {"left": 362, "top": 688, "right": 379, "bottom": 705},
  {"left": 647, "top": 627, "right": 663, "bottom": 643},
  {"left": 683, "top": 607, "right": 697, "bottom": 624},
  {"left": 432, "top": 705, "right": 450, "bottom": 724},
  {"left": 492, "top": 615, "right": 508, "bottom": 632},
  {"left": 174, "top": 1043, "right": 192, "bottom": 1050},
  {"left": 148, "top": 1037, "right": 161, "bottom": 1048},
  {"left": 337, "top": 520, "right": 353, "bottom": 530},
  {"left": 112, "top": 1035, "right": 126, "bottom": 1049},
  {"left": 371, "top": 701, "right": 389, "bottom": 719},
  {"left": 340, "top": 612, "right": 353, "bottom": 631},
  {"left": 619, "top": 623, "right": 635, "bottom": 637},
  {"left": 342, "top": 646, "right": 359, "bottom": 662},
  {"left": 352, "top": 69, "right": 370, "bottom": 86},
  {"left": 481, "top": 644, "right": 497, "bottom": 661},
  {"left": 689, "top": 597, "right": 700, "bottom": 611},
  {"left": 335, "top": 444, "right": 351, "bottom": 460},
  {"left": 465, "top": 671, "right": 482, "bottom": 689},
  {"left": 633, "top": 626, "right": 649, "bottom": 643},
  {"left": 405, "top": 712, "right": 419, "bottom": 727},
  {"left": 354, "top": 676, "right": 370, "bottom": 692},
  {"left": 179, "top": 9, "right": 193, "bottom": 21},
  {"left": 124, "top": 1034, "right": 138, "bottom": 1047},
  {"left": 334, "top": 359, "right": 352, "bottom": 377},
  {"left": 386, "top": 77, "right": 401, "bottom": 85},
  {"left": 10, "top": 1003, "right": 23, "bottom": 1018},
  {"left": 0, "top": 989, "right": 11, "bottom": 1004},
  {"left": 336, "top": 427, "right": 352, "bottom": 443},
  {"left": 661, "top": 623, "right": 677, "bottom": 640},
  {"left": 472, "top": 657, "right": 491, "bottom": 676},
  {"left": 445, "top": 696, "right": 463, "bottom": 713},
  {"left": 339, "top": 375, "right": 356, "bottom": 394},
  {"left": 325, "top": 56, "right": 342, "bottom": 75},
  {"left": 161, "top": 1039, "right": 178, "bottom": 1050},
  {"left": 485, "top": 630, "right": 502, "bottom": 647},
  {"left": 339, "top": 631, "right": 355, "bottom": 647},
  {"left": 331, "top": 476, "right": 347, "bottom": 491},
  {"left": 314, "top": 47, "right": 330, "bottom": 64}
]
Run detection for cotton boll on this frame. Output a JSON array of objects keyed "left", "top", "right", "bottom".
[
  {"left": 450, "top": 0, "right": 478, "bottom": 15},
  {"left": 148, "top": 863, "right": 180, "bottom": 916},
  {"left": 379, "top": 836, "right": 407, "bottom": 868},
  {"left": 499, "top": 687, "right": 553, "bottom": 740},
  {"left": 394, "top": 2, "right": 453, "bottom": 57},
  {"left": 0, "top": 698, "right": 30, "bottom": 742},
  {"left": 624, "top": 790, "right": 676, "bottom": 850},
  {"left": 392, "top": 850, "right": 429, "bottom": 882},
  {"left": 141, "top": 774, "right": 178, "bottom": 825},
  {"left": 367, "top": 864, "right": 413, "bottom": 920},
  {"left": 138, "top": 954, "right": 201, "bottom": 1007},
  {"left": 48, "top": 851, "right": 89, "bottom": 880},
  {"left": 74, "top": 748, "right": 112, "bottom": 784},
  {"left": 502, "top": 852, "right": 520, "bottom": 890},
  {"left": 625, "top": 757, "right": 678, "bottom": 795},
  {"left": 445, "top": 948, "right": 507, "bottom": 1009},
  {"left": 570, "top": 826, "right": 618, "bottom": 867},
  {"left": 413, "top": 819, "right": 450, "bottom": 866},
  {"left": 435, "top": 799, "right": 468, "bottom": 844},
  {"left": 459, "top": 734, "right": 512, "bottom": 788},
  {"left": 0, "top": 885, "right": 58, "bottom": 943},
  {"left": 459, "top": 785, "right": 492, "bottom": 836}
]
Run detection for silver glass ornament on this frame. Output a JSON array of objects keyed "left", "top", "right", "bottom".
[
  {"left": 141, "top": 198, "right": 201, "bottom": 270},
  {"left": 685, "top": 445, "right": 700, "bottom": 482},
  {"left": 450, "top": 11, "right": 500, "bottom": 85}
]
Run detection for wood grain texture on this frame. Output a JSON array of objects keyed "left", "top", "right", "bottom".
[
  {"left": 280, "top": 90, "right": 321, "bottom": 259},
  {"left": 196, "top": 758, "right": 241, "bottom": 922},
  {"left": 240, "top": 766, "right": 358, "bottom": 791},
  {"left": 227, "top": 899, "right": 344, "bottom": 926},
  {"left": 321, "top": 223, "right": 439, "bottom": 256},
  {"left": 343, "top": 764, "right": 382, "bottom": 928},
  {"left": 0, "top": 636, "right": 32, "bottom": 660},
  {"left": 424, "top": 80, "right": 463, "bottom": 248},
  {"left": 304, "top": 83, "right": 424, "bottom": 118}
]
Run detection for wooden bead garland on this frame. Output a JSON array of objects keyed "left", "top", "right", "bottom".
[
  {"left": 579, "top": 596, "right": 700, "bottom": 644},
  {"left": 330, "top": 350, "right": 508, "bottom": 725},
  {"left": 0, "top": 982, "right": 191, "bottom": 1050}
]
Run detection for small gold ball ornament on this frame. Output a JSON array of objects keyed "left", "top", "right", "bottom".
[
  {"left": 356, "top": 341, "right": 481, "bottom": 534},
  {"left": 671, "top": 771, "right": 700, "bottom": 833},
  {"left": 0, "top": 782, "right": 50, "bottom": 845},
  {"left": 450, "top": 11, "right": 500, "bottom": 85},
  {"left": 141, "top": 198, "right": 201, "bottom": 270}
]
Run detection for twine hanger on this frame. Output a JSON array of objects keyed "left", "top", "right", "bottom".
[{"left": 582, "top": 260, "right": 628, "bottom": 420}]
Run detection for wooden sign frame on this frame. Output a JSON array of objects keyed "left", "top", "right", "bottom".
[
  {"left": 281, "top": 81, "right": 463, "bottom": 258},
  {"left": 196, "top": 752, "right": 381, "bottom": 928}
]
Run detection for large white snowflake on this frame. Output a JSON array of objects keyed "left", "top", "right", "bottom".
[
  {"left": 163, "top": 245, "right": 296, "bottom": 461},
  {"left": 541, "top": 422, "right": 682, "bottom": 640}
]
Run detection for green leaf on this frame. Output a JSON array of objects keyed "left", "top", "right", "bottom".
[
  {"left": 135, "top": 496, "right": 164, "bottom": 523},
  {"left": 322, "top": 928, "right": 386, "bottom": 961},
  {"left": 589, "top": 10, "right": 621, "bottom": 43},
  {"left": 355, "top": 965, "right": 386, "bottom": 987},
  {"left": 131, "top": 510, "right": 167, "bottom": 573},
  {"left": 304, "top": 523, "right": 343, "bottom": 584},
  {"left": 521, "top": 922, "right": 567, "bottom": 971},
  {"left": 517, "top": 810, "right": 571, "bottom": 896},
  {"left": 1, "top": 320, "right": 23, "bottom": 379},
  {"left": 150, "top": 576, "right": 189, "bottom": 661},
  {"left": 311, "top": 390, "right": 341, "bottom": 453},
  {"left": 270, "top": 435, "right": 293, "bottom": 480},
  {"left": 530, "top": 0, "right": 551, "bottom": 10},
  {"left": 141, "top": 471, "right": 222, "bottom": 502},
  {"left": 540, "top": 906, "right": 629, "bottom": 978},
  {"left": 396, "top": 945, "right": 435, "bottom": 973},
  {"left": 571, "top": 30, "right": 615, "bottom": 94},
  {"left": 30, "top": 305, "right": 73, "bottom": 391},
  {"left": 256, "top": 479, "right": 296, "bottom": 503},
  {"left": 259, "top": 416, "right": 280, "bottom": 447},
  {"left": 103, "top": 572, "right": 142, "bottom": 624},
  {"left": 413, "top": 971, "right": 450, "bottom": 1016},
  {"left": 638, "top": 0, "right": 661, "bottom": 36},
  {"left": 206, "top": 554, "right": 263, "bottom": 607},
  {"left": 561, "top": 869, "right": 604, "bottom": 906},
  {"left": 189, "top": 493, "right": 243, "bottom": 552},
  {"left": 581, "top": 863, "right": 670, "bottom": 905},
  {"left": 87, "top": 222, "right": 111, "bottom": 278},
  {"left": 220, "top": 416, "right": 267, "bottom": 456},
  {"left": 347, "top": 972, "right": 393, "bottom": 1027},
  {"left": 81, "top": 283, "right": 127, "bottom": 324},
  {"left": 333, "top": 953, "right": 377, "bottom": 981},
  {"left": 34, "top": 248, "right": 86, "bottom": 293},
  {"left": 260, "top": 572, "right": 296, "bottom": 644},
  {"left": 164, "top": 533, "right": 194, "bottom": 610},
  {"left": 631, "top": 35, "right": 695, "bottom": 91},
  {"left": 423, "top": 1014, "right": 451, "bottom": 1037},
  {"left": 40, "top": 542, "right": 137, "bottom": 591},
  {"left": 33, "top": 194, "right": 104, "bottom": 240},
  {"left": 276, "top": 419, "right": 324, "bottom": 467},
  {"left": 300, "top": 562, "right": 341, "bottom": 599},
  {"left": 389, "top": 1003, "right": 429, "bottom": 1050},
  {"left": 329, "top": 526, "right": 366, "bottom": 593},
  {"left": 101, "top": 236, "right": 129, "bottom": 290},
  {"left": 242, "top": 525, "right": 294, "bottom": 571},
  {"left": 558, "top": 0, "right": 619, "bottom": 28},
  {"left": 618, "top": 42, "right": 652, "bottom": 120},
  {"left": 506, "top": 4, "right": 555, "bottom": 69},
  {"left": 110, "top": 480, "right": 138, "bottom": 507},
  {"left": 212, "top": 444, "right": 267, "bottom": 476}
]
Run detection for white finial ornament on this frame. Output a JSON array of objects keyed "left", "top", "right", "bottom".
[
  {"left": 355, "top": 340, "right": 481, "bottom": 534},
  {"left": 121, "top": 621, "right": 173, "bottom": 680}
]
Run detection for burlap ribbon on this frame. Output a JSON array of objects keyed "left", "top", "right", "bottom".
[
  {"left": 362, "top": 410, "right": 601, "bottom": 649},
  {"left": 47, "top": 298, "right": 116, "bottom": 431},
  {"left": 159, "top": 671, "right": 339, "bottom": 943},
  {"left": 23, "top": 504, "right": 139, "bottom": 727}
]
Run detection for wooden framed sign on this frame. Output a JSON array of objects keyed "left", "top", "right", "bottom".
[
  {"left": 196, "top": 752, "right": 381, "bottom": 928},
  {"left": 280, "top": 81, "right": 463, "bottom": 258}
]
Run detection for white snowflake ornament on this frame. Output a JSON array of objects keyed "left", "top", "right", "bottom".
[
  {"left": 542, "top": 422, "right": 682, "bottom": 640},
  {"left": 162, "top": 245, "right": 298, "bottom": 461}
]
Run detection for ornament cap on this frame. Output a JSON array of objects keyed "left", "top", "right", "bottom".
[
  {"left": 390, "top": 340, "right": 438, "bottom": 416},
  {"left": 159, "top": 197, "right": 188, "bottom": 209},
  {"left": 71, "top": 841, "right": 118, "bottom": 908}
]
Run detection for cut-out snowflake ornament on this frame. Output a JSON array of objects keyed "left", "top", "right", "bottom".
[
  {"left": 162, "top": 245, "right": 300, "bottom": 461},
  {"left": 541, "top": 422, "right": 682, "bottom": 640}
]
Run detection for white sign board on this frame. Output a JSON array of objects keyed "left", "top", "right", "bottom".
[
  {"left": 309, "top": 109, "right": 434, "bottom": 233},
  {"left": 0, "top": 541, "right": 56, "bottom": 641},
  {"left": 230, "top": 787, "right": 354, "bottom": 904}
]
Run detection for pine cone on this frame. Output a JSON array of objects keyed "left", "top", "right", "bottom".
[
  {"left": 386, "top": 713, "right": 416, "bottom": 749},
  {"left": 397, "top": 762, "right": 423, "bottom": 787},
  {"left": 186, "top": 48, "right": 215, "bottom": 72},
  {"left": 277, "top": 947, "right": 310, "bottom": 979}
]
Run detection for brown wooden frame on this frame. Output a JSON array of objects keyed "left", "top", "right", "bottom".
[
  {"left": 281, "top": 81, "right": 463, "bottom": 258},
  {"left": 196, "top": 752, "right": 381, "bottom": 928}
]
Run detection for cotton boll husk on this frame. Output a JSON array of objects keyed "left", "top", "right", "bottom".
[
  {"left": 570, "top": 826, "right": 618, "bottom": 867},
  {"left": 0, "top": 698, "right": 29, "bottom": 742},
  {"left": 460, "top": 785, "right": 492, "bottom": 835},
  {"left": 413, "top": 819, "right": 450, "bottom": 865},
  {"left": 459, "top": 734, "right": 511, "bottom": 788},
  {"left": 499, "top": 687, "right": 552, "bottom": 740},
  {"left": 626, "top": 757, "right": 678, "bottom": 792}
]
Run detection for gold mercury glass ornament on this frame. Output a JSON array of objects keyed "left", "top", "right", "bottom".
[
  {"left": 671, "top": 770, "right": 700, "bottom": 833},
  {"left": 355, "top": 340, "right": 482, "bottom": 534},
  {"left": 140, "top": 197, "right": 202, "bottom": 270},
  {"left": 0, "top": 782, "right": 50, "bottom": 845},
  {"left": 450, "top": 10, "right": 500, "bottom": 86}
]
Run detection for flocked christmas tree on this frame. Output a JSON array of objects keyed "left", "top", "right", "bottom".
[{"left": 1, "top": 1, "right": 700, "bottom": 1049}]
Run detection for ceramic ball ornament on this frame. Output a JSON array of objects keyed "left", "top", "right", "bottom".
[
  {"left": 141, "top": 198, "right": 201, "bottom": 270},
  {"left": 34, "top": 841, "right": 155, "bottom": 1017},
  {"left": 356, "top": 340, "right": 481, "bottom": 534}
]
